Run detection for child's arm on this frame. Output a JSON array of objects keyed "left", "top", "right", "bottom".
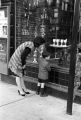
[
  {"left": 46, "top": 63, "right": 51, "bottom": 71},
  {"left": 22, "top": 64, "right": 26, "bottom": 69}
]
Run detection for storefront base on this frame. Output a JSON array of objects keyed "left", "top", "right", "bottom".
[{"left": 1, "top": 74, "right": 81, "bottom": 104}]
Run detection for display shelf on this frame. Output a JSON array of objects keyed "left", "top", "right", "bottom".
[
  {"left": 50, "top": 44, "right": 70, "bottom": 48},
  {"left": 46, "top": 43, "right": 70, "bottom": 68}
]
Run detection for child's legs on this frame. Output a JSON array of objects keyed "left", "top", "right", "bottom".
[
  {"left": 40, "top": 79, "right": 47, "bottom": 96},
  {"left": 36, "top": 79, "right": 41, "bottom": 94},
  {"left": 40, "top": 79, "right": 47, "bottom": 89},
  {"left": 40, "top": 83, "right": 45, "bottom": 96},
  {"left": 38, "top": 79, "right": 45, "bottom": 87},
  {"left": 41, "top": 83, "right": 45, "bottom": 88},
  {"left": 37, "top": 82, "right": 41, "bottom": 87}
]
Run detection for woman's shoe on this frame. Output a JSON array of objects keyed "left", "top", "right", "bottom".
[
  {"left": 23, "top": 89, "right": 30, "bottom": 94},
  {"left": 18, "top": 90, "right": 26, "bottom": 96}
]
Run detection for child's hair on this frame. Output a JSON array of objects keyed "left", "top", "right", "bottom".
[
  {"left": 21, "top": 47, "right": 31, "bottom": 66},
  {"left": 34, "top": 37, "right": 45, "bottom": 48},
  {"left": 42, "top": 50, "right": 50, "bottom": 58},
  {"left": 77, "top": 43, "right": 81, "bottom": 52}
]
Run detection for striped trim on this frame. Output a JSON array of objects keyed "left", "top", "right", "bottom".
[{"left": 8, "top": 41, "right": 34, "bottom": 74}]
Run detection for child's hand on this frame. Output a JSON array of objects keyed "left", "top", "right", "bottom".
[
  {"left": 22, "top": 65, "right": 26, "bottom": 69},
  {"left": 76, "top": 81, "right": 81, "bottom": 87}
]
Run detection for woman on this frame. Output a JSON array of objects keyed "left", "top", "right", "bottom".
[{"left": 8, "top": 37, "right": 45, "bottom": 96}]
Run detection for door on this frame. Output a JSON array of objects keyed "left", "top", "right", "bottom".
[{"left": 0, "top": 6, "right": 10, "bottom": 74}]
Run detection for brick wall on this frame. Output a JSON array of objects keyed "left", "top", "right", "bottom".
[
  {"left": 16, "top": 0, "right": 38, "bottom": 47},
  {"left": 16, "top": 0, "right": 23, "bottom": 47}
]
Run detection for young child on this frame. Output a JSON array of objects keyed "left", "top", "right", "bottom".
[{"left": 36, "top": 50, "right": 51, "bottom": 97}]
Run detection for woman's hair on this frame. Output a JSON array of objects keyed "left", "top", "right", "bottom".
[
  {"left": 33, "top": 37, "right": 45, "bottom": 48},
  {"left": 21, "top": 47, "right": 31, "bottom": 66},
  {"left": 42, "top": 50, "right": 50, "bottom": 58}
]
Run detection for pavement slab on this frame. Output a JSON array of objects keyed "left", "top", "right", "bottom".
[{"left": 0, "top": 81, "right": 81, "bottom": 120}]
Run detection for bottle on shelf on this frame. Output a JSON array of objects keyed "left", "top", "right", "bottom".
[
  {"left": 65, "top": 0, "right": 69, "bottom": 11},
  {"left": 54, "top": 8, "right": 58, "bottom": 18},
  {"left": 56, "top": 0, "right": 60, "bottom": 8}
]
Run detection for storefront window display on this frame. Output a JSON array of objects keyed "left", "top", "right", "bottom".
[{"left": 21, "top": 0, "right": 74, "bottom": 69}]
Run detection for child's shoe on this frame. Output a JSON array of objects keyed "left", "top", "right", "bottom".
[
  {"left": 36, "top": 86, "right": 40, "bottom": 95},
  {"left": 40, "top": 88, "right": 44, "bottom": 97},
  {"left": 40, "top": 88, "right": 48, "bottom": 97}
]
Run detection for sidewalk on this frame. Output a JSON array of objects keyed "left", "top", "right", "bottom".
[{"left": 0, "top": 81, "right": 81, "bottom": 120}]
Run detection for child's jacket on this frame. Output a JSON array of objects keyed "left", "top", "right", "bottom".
[{"left": 38, "top": 57, "right": 51, "bottom": 80}]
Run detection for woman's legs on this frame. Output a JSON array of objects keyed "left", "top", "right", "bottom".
[
  {"left": 16, "top": 76, "right": 25, "bottom": 94},
  {"left": 20, "top": 77, "right": 28, "bottom": 92}
]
